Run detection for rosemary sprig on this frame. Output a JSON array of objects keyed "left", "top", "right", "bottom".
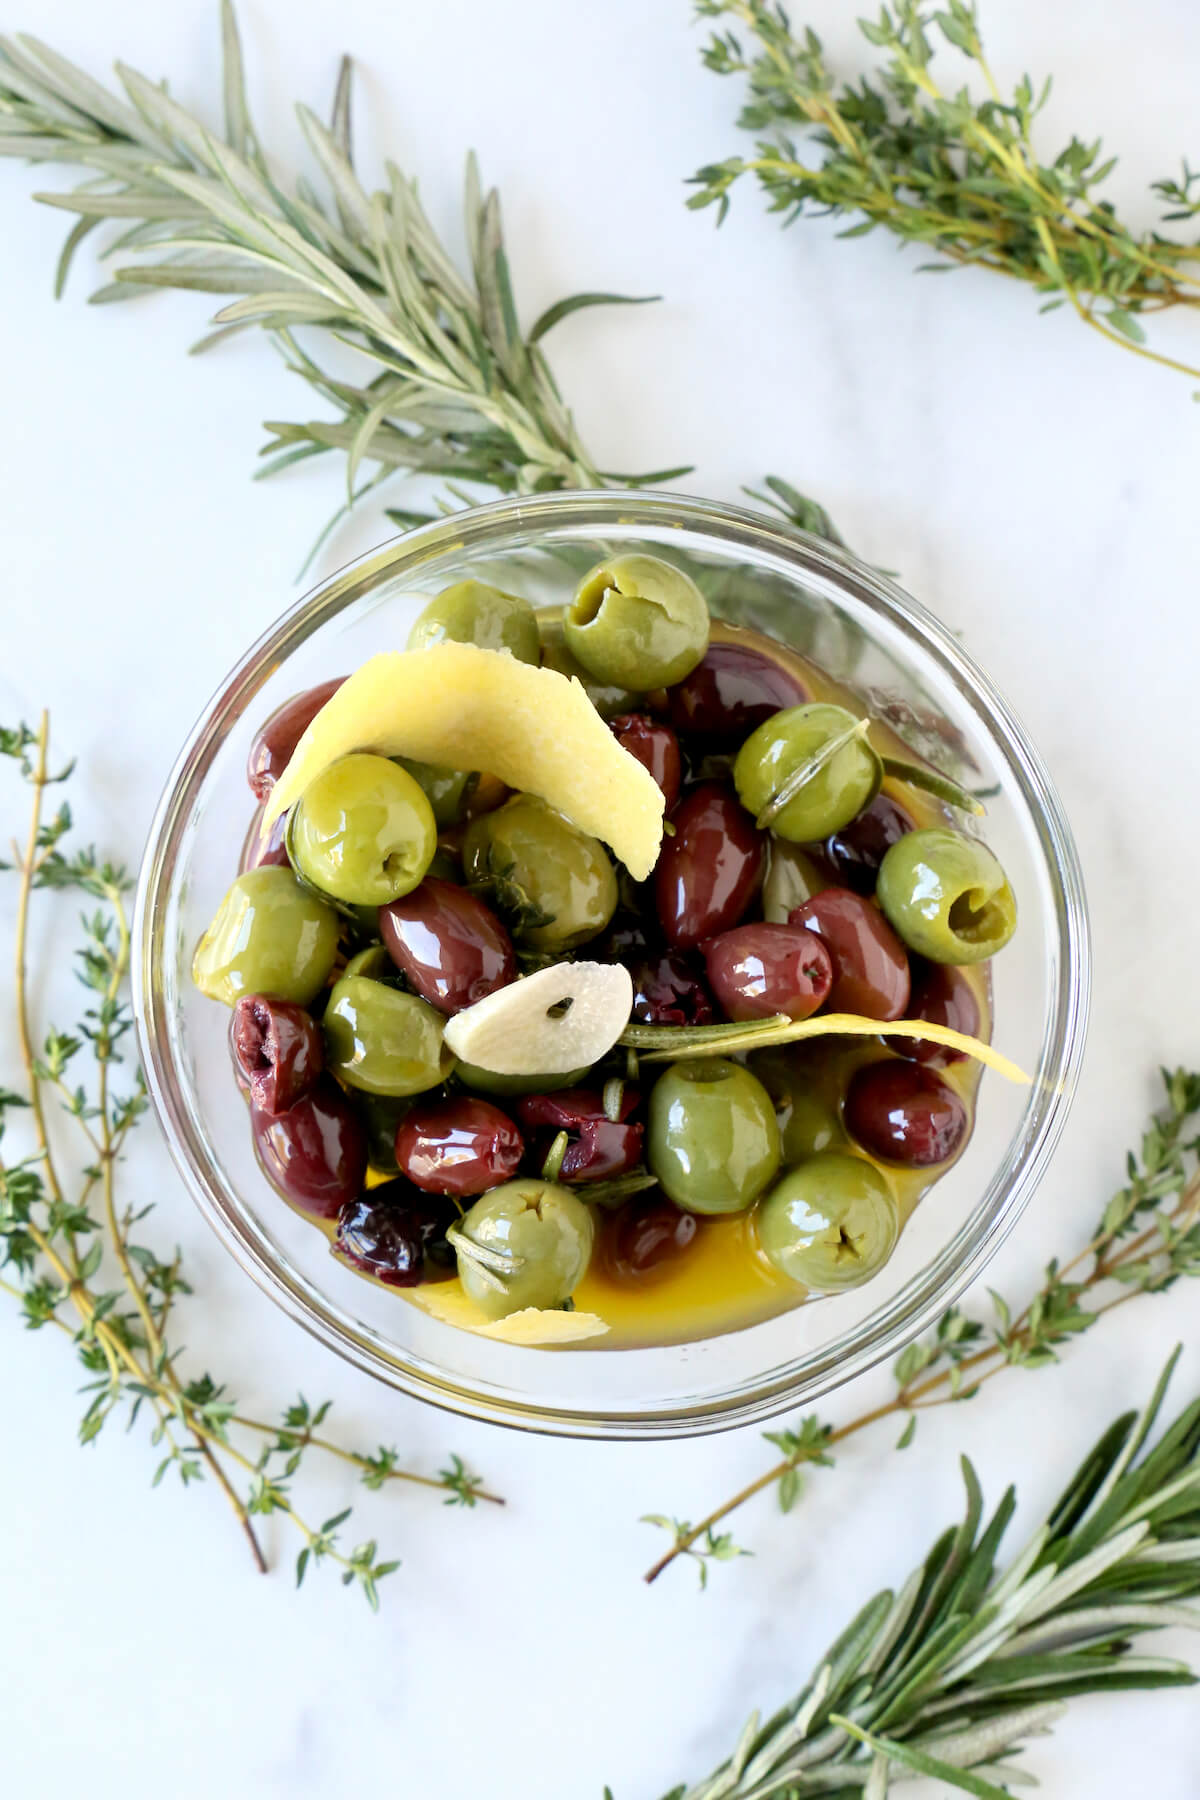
[
  {"left": 637, "top": 1352, "right": 1200, "bottom": 1800},
  {"left": 690, "top": 0, "right": 1200, "bottom": 385},
  {"left": 644, "top": 1066, "right": 1200, "bottom": 1585},
  {"left": 0, "top": 716, "right": 500, "bottom": 1607}
]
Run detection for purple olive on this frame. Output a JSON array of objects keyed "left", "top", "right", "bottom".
[
  {"left": 608, "top": 1195, "right": 698, "bottom": 1280},
  {"left": 229, "top": 1013, "right": 251, "bottom": 1097},
  {"left": 252, "top": 1078, "right": 368, "bottom": 1218},
  {"left": 517, "top": 1086, "right": 644, "bottom": 1182},
  {"left": 394, "top": 1096, "right": 524, "bottom": 1196},
  {"left": 823, "top": 794, "right": 914, "bottom": 896},
  {"left": 246, "top": 678, "right": 345, "bottom": 802},
  {"left": 232, "top": 994, "right": 324, "bottom": 1114},
  {"left": 239, "top": 806, "right": 290, "bottom": 872},
  {"left": 789, "top": 888, "right": 911, "bottom": 1020},
  {"left": 608, "top": 714, "right": 682, "bottom": 810},
  {"left": 703, "top": 923, "right": 833, "bottom": 1022},
  {"left": 597, "top": 916, "right": 657, "bottom": 964},
  {"left": 379, "top": 877, "right": 516, "bottom": 1014},
  {"left": 844, "top": 1061, "right": 969, "bottom": 1167},
  {"left": 655, "top": 782, "right": 765, "bottom": 949},
  {"left": 630, "top": 950, "right": 716, "bottom": 1026},
  {"left": 667, "top": 642, "right": 808, "bottom": 743},
  {"left": 896, "top": 961, "right": 984, "bottom": 1068},
  {"left": 333, "top": 1180, "right": 457, "bottom": 1286}
]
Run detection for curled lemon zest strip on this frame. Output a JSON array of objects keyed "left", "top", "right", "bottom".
[{"left": 631, "top": 1012, "right": 1030, "bottom": 1086}]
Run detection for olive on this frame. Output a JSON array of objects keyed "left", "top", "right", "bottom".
[
  {"left": 231, "top": 994, "right": 324, "bottom": 1115},
  {"left": 789, "top": 888, "right": 911, "bottom": 1020},
  {"left": 239, "top": 807, "right": 290, "bottom": 872},
  {"left": 452, "top": 1179, "right": 595, "bottom": 1319},
  {"left": 608, "top": 713, "right": 682, "bottom": 810},
  {"left": 733, "top": 703, "right": 881, "bottom": 842},
  {"left": 607, "top": 1195, "right": 698, "bottom": 1281},
  {"left": 407, "top": 578, "right": 540, "bottom": 664},
  {"left": 517, "top": 1086, "right": 644, "bottom": 1183},
  {"left": 247, "top": 677, "right": 345, "bottom": 801},
  {"left": 538, "top": 624, "right": 642, "bottom": 719},
  {"left": 762, "top": 839, "right": 832, "bottom": 922},
  {"left": 757, "top": 1153, "right": 898, "bottom": 1292},
  {"left": 192, "top": 867, "right": 339, "bottom": 1008},
  {"left": 844, "top": 1060, "right": 969, "bottom": 1167},
  {"left": 750, "top": 1049, "right": 847, "bottom": 1162},
  {"left": 897, "top": 961, "right": 984, "bottom": 1068},
  {"left": 252, "top": 1078, "right": 368, "bottom": 1219},
  {"left": 667, "top": 641, "right": 808, "bottom": 743},
  {"left": 824, "top": 793, "right": 914, "bottom": 895},
  {"left": 462, "top": 794, "right": 617, "bottom": 952},
  {"left": 357, "top": 1090, "right": 414, "bottom": 1174},
  {"left": 394, "top": 1096, "right": 524, "bottom": 1196},
  {"left": 877, "top": 828, "right": 1017, "bottom": 963},
  {"left": 379, "top": 877, "right": 516, "bottom": 1014},
  {"left": 564, "top": 554, "right": 709, "bottom": 691},
  {"left": 597, "top": 916, "right": 656, "bottom": 965},
  {"left": 654, "top": 781, "right": 765, "bottom": 949},
  {"left": 323, "top": 952, "right": 455, "bottom": 1096},
  {"left": 333, "top": 1180, "right": 457, "bottom": 1286},
  {"left": 393, "top": 757, "right": 477, "bottom": 829},
  {"left": 455, "top": 1062, "right": 592, "bottom": 1097},
  {"left": 228, "top": 1012, "right": 251, "bottom": 1097},
  {"left": 703, "top": 923, "right": 833, "bottom": 1022},
  {"left": 288, "top": 752, "right": 437, "bottom": 906},
  {"left": 630, "top": 950, "right": 716, "bottom": 1027},
  {"left": 648, "top": 1058, "right": 781, "bottom": 1215}
]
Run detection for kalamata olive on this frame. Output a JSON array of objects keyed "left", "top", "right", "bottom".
[
  {"left": 608, "top": 1194, "right": 698, "bottom": 1280},
  {"left": 789, "top": 888, "right": 911, "bottom": 1020},
  {"left": 630, "top": 950, "right": 716, "bottom": 1026},
  {"left": 898, "top": 961, "right": 984, "bottom": 1068},
  {"left": 608, "top": 714, "right": 682, "bottom": 809},
  {"left": 247, "top": 678, "right": 345, "bottom": 801},
  {"left": 394, "top": 1096, "right": 524, "bottom": 1196},
  {"left": 232, "top": 994, "right": 324, "bottom": 1114},
  {"left": 252, "top": 1078, "right": 368, "bottom": 1218},
  {"left": 333, "top": 1180, "right": 457, "bottom": 1286},
  {"left": 823, "top": 794, "right": 914, "bottom": 896},
  {"left": 843, "top": 1060, "right": 969, "bottom": 1167},
  {"left": 228, "top": 1013, "right": 251, "bottom": 1097},
  {"left": 597, "top": 916, "right": 657, "bottom": 964},
  {"left": 655, "top": 782, "right": 765, "bottom": 949},
  {"left": 667, "top": 642, "right": 808, "bottom": 743},
  {"left": 239, "top": 807, "right": 290, "bottom": 872},
  {"left": 703, "top": 923, "right": 834, "bottom": 1022},
  {"left": 517, "top": 1086, "right": 644, "bottom": 1182},
  {"left": 379, "top": 877, "right": 516, "bottom": 1014}
]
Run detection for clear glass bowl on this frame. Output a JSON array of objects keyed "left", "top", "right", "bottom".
[{"left": 133, "top": 491, "right": 1089, "bottom": 1439}]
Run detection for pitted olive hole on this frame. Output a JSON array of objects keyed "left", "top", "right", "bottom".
[
  {"left": 948, "top": 888, "right": 997, "bottom": 942},
  {"left": 546, "top": 996, "right": 574, "bottom": 1020},
  {"left": 570, "top": 570, "right": 613, "bottom": 626}
]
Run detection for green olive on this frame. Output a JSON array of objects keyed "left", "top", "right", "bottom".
[
  {"left": 192, "top": 867, "right": 339, "bottom": 1008},
  {"left": 407, "top": 579, "right": 540, "bottom": 664},
  {"left": 757, "top": 1153, "right": 898, "bottom": 1291},
  {"left": 462, "top": 794, "right": 617, "bottom": 951},
  {"left": 357, "top": 1090, "right": 413, "bottom": 1173},
  {"left": 647, "top": 1058, "right": 781, "bottom": 1216},
  {"left": 452, "top": 1179, "right": 595, "bottom": 1319},
  {"left": 537, "top": 621, "right": 643, "bottom": 719},
  {"left": 750, "top": 1050, "right": 845, "bottom": 1162},
  {"left": 456, "top": 1062, "right": 592, "bottom": 1097},
  {"left": 762, "top": 840, "right": 831, "bottom": 922},
  {"left": 733, "top": 703, "right": 881, "bottom": 842},
  {"left": 392, "top": 757, "right": 476, "bottom": 829},
  {"left": 289, "top": 752, "right": 437, "bottom": 906},
  {"left": 563, "top": 554, "right": 709, "bottom": 691},
  {"left": 323, "top": 963, "right": 455, "bottom": 1095},
  {"left": 876, "top": 827, "right": 1017, "bottom": 964}
]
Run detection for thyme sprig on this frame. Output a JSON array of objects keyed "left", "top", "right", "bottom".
[
  {"left": 0, "top": 715, "right": 500, "bottom": 1607},
  {"left": 691, "top": 0, "right": 1200, "bottom": 385},
  {"left": 639, "top": 1354, "right": 1200, "bottom": 1799},
  {"left": 644, "top": 1066, "right": 1200, "bottom": 1584}
]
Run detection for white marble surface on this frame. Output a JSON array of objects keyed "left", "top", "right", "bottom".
[{"left": 2, "top": 1, "right": 1200, "bottom": 1793}]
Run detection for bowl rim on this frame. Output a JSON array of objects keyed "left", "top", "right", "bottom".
[{"left": 133, "top": 487, "right": 1090, "bottom": 1439}]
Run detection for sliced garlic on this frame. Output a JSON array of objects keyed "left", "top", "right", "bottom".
[{"left": 443, "top": 961, "right": 633, "bottom": 1076}]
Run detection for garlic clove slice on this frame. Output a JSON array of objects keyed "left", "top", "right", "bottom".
[{"left": 443, "top": 961, "right": 633, "bottom": 1076}]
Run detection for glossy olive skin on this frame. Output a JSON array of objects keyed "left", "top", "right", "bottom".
[
  {"left": 453, "top": 1180, "right": 595, "bottom": 1319},
  {"left": 231, "top": 995, "right": 324, "bottom": 1114},
  {"left": 323, "top": 956, "right": 455, "bottom": 1096},
  {"left": 564, "top": 554, "right": 709, "bottom": 691},
  {"left": 239, "top": 807, "right": 290, "bottom": 872},
  {"left": 667, "top": 641, "right": 808, "bottom": 743},
  {"left": 789, "top": 888, "right": 911, "bottom": 1021},
  {"left": 462, "top": 794, "right": 618, "bottom": 952},
  {"left": 630, "top": 950, "right": 715, "bottom": 1027},
  {"left": 898, "top": 962, "right": 983, "bottom": 1068},
  {"left": 379, "top": 878, "right": 516, "bottom": 1014},
  {"left": 877, "top": 828, "right": 1017, "bottom": 964},
  {"left": 393, "top": 757, "right": 477, "bottom": 829},
  {"left": 844, "top": 1060, "right": 969, "bottom": 1167},
  {"left": 289, "top": 752, "right": 437, "bottom": 907},
  {"left": 703, "top": 923, "right": 834, "bottom": 1023},
  {"left": 824, "top": 793, "right": 914, "bottom": 895},
  {"left": 517, "top": 1086, "right": 644, "bottom": 1182},
  {"left": 757, "top": 1153, "right": 898, "bottom": 1292},
  {"left": 608, "top": 713, "right": 682, "bottom": 810},
  {"left": 357, "top": 1090, "right": 413, "bottom": 1174},
  {"left": 648, "top": 1058, "right": 781, "bottom": 1215},
  {"left": 762, "top": 839, "right": 831, "bottom": 922},
  {"left": 252, "top": 1079, "right": 368, "bottom": 1220},
  {"left": 654, "top": 782, "right": 765, "bottom": 950},
  {"left": 752, "top": 1053, "right": 845, "bottom": 1163},
  {"left": 538, "top": 623, "right": 642, "bottom": 719},
  {"left": 333, "top": 1181, "right": 457, "bottom": 1286},
  {"left": 247, "top": 678, "right": 344, "bottom": 801},
  {"left": 192, "top": 868, "right": 339, "bottom": 1008},
  {"left": 407, "top": 579, "right": 540, "bottom": 664},
  {"left": 455, "top": 1061, "right": 591, "bottom": 1097},
  {"left": 607, "top": 1195, "right": 698, "bottom": 1281},
  {"left": 733, "top": 703, "right": 881, "bottom": 842},
  {"left": 394, "top": 1097, "right": 524, "bottom": 1196}
]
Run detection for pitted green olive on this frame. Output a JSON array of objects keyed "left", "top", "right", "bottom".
[
  {"left": 392, "top": 757, "right": 477, "bottom": 829},
  {"left": 762, "top": 839, "right": 832, "bottom": 922},
  {"left": 289, "top": 752, "right": 436, "bottom": 906},
  {"left": 452, "top": 1179, "right": 595, "bottom": 1319},
  {"left": 323, "top": 967, "right": 455, "bottom": 1096},
  {"left": 757, "top": 1153, "right": 898, "bottom": 1291},
  {"left": 877, "top": 827, "right": 1017, "bottom": 964},
  {"left": 647, "top": 1058, "right": 781, "bottom": 1215},
  {"left": 563, "top": 554, "right": 710, "bottom": 691},
  {"left": 733, "top": 703, "right": 881, "bottom": 842},
  {"left": 538, "top": 622, "right": 643, "bottom": 719},
  {"left": 750, "top": 1051, "right": 845, "bottom": 1162},
  {"left": 192, "top": 867, "right": 339, "bottom": 1008},
  {"left": 462, "top": 794, "right": 617, "bottom": 951},
  {"left": 407, "top": 579, "right": 540, "bottom": 663}
]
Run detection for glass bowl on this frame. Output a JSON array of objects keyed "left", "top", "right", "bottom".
[{"left": 133, "top": 490, "right": 1089, "bottom": 1439}]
